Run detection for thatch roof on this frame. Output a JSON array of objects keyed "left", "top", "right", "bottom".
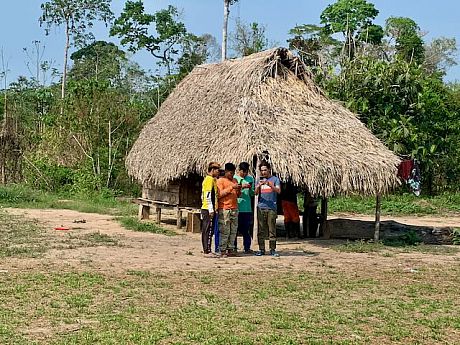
[{"left": 127, "top": 48, "right": 400, "bottom": 196}]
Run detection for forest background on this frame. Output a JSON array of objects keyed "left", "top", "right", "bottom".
[{"left": 0, "top": 0, "right": 459, "bottom": 202}]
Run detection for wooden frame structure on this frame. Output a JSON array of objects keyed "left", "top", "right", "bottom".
[{"left": 136, "top": 175, "right": 203, "bottom": 230}]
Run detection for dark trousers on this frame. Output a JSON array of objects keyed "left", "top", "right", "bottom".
[
  {"left": 201, "top": 209, "right": 215, "bottom": 253},
  {"left": 257, "top": 208, "right": 277, "bottom": 251},
  {"left": 234, "top": 212, "right": 253, "bottom": 251}
]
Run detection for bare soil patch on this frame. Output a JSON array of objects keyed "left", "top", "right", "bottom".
[{"left": 3, "top": 208, "right": 460, "bottom": 275}]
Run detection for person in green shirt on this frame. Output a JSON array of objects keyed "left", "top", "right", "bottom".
[{"left": 233, "top": 162, "right": 255, "bottom": 253}]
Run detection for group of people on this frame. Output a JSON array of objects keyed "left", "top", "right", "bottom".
[{"left": 201, "top": 160, "right": 282, "bottom": 258}]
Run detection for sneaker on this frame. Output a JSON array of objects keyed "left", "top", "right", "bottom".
[
  {"left": 244, "top": 249, "right": 254, "bottom": 254},
  {"left": 204, "top": 252, "right": 219, "bottom": 258},
  {"left": 254, "top": 250, "right": 265, "bottom": 256},
  {"left": 269, "top": 250, "right": 280, "bottom": 257}
]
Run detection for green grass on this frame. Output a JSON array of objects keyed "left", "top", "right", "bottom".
[
  {"left": 327, "top": 193, "right": 460, "bottom": 215},
  {"left": 0, "top": 184, "right": 137, "bottom": 216},
  {"left": 118, "top": 216, "right": 176, "bottom": 236},
  {"left": 1, "top": 196, "right": 460, "bottom": 344},
  {"left": 0, "top": 211, "right": 47, "bottom": 258},
  {"left": 334, "top": 239, "right": 460, "bottom": 255},
  {"left": 1, "top": 267, "right": 460, "bottom": 344}
]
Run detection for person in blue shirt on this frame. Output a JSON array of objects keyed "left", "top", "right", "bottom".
[{"left": 255, "top": 161, "right": 281, "bottom": 257}]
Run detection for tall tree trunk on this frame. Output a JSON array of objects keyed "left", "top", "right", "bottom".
[
  {"left": 222, "top": 0, "right": 230, "bottom": 61},
  {"left": 61, "top": 21, "right": 70, "bottom": 101}
]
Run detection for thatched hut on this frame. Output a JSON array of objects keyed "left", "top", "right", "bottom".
[{"left": 127, "top": 48, "right": 400, "bottom": 234}]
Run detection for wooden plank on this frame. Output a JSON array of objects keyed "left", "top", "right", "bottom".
[
  {"left": 155, "top": 206, "right": 162, "bottom": 225},
  {"left": 186, "top": 211, "right": 201, "bottom": 233},
  {"left": 374, "top": 194, "right": 381, "bottom": 241},
  {"left": 320, "top": 197, "right": 328, "bottom": 237},
  {"left": 138, "top": 204, "right": 150, "bottom": 220},
  {"left": 303, "top": 192, "right": 312, "bottom": 238},
  {"left": 176, "top": 207, "right": 182, "bottom": 229}
]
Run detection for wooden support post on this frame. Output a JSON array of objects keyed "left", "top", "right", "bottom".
[
  {"left": 138, "top": 204, "right": 150, "bottom": 220},
  {"left": 155, "top": 206, "right": 162, "bottom": 225},
  {"left": 252, "top": 156, "right": 260, "bottom": 246},
  {"left": 303, "top": 192, "right": 312, "bottom": 238},
  {"left": 320, "top": 197, "right": 328, "bottom": 237},
  {"left": 176, "top": 208, "right": 182, "bottom": 229},
  {"left": 374, "top": 193, "right": 381, "bottom": 242}
]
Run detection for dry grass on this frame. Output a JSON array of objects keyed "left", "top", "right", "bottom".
[{"left": 126, "top": 48, "right": 400, "bottom": 197}]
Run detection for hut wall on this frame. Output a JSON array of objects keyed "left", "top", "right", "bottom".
[
  {"left": 143, "top": 174, "right": 203, "bottom": 208},
  {"left": 143, "top": 181, "right": 180, "bottom": 205},
  {"left": 178, "top": 174, "right": 203, "bottom": 208}
]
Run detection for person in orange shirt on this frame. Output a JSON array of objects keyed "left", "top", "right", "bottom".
[{"left": 217, "top": 163, "right": 241, "bottom": 257}]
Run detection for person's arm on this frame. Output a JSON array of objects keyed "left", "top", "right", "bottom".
[
  {"left": 255, "top": 178, "right": 262, "bottom": 196},
  {"left": 235, "top": 179, "right": 242, "bottom": 197},
  {"left": 218, "top": 180, "right": 234, "bottom": 198},
  {"left": 249, "top": 177, "right": 255, "bottom": 197},
  {"left": 267, "top": 177, "right": 281, "bottom": 194}
]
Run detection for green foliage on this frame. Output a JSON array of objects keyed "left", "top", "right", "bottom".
[
  {"left": 69, "top": 40, "right": 127, "bottom": 81},
  {"left": 23, "top": 156, "right": 75, "bottom": 191},
  {"left": 451, "top": 228, "right": 460, "bottom": 245},
  {"left": 383, "top": 230, "right": 421, "bottom": 247},
  {"left": 320, "top": 0, "right": 382, "bottom": 57},
  {"left": 322, "top": 56, "right": 460, "bottom": 193},
  {"left": 289, "top": 2, "right": 460, "bottom": 194},
  {"left": 328, "top": 193, "right": 460, "bottom": 215},
  {"left": 385, "top": 17, "right": 424, "bottom": 63},
  {"left": 0, "top": 184, "right": 137, "bottom": 216},
  {"left": 231, "top": 20, "right": 269, "bottom": 57},
  {"left": 110, "top": 2, "right": 187, "bottom": 74},
  {"left": 321, "top": 0, "right": 380, "bottom": 36},
  {"left": 118, "top": 217, "right": 175, "bottom": 236},
  {"left": 0, "top": 184, "right": 47, "bottom": 204},
  {"left": 40, "top": 0, "right": 114, "bottom": 46}
]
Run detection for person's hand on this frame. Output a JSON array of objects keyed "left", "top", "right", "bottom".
[
  {"left": 267, "top": 180, "right": 274, "bottom": 188},
  {"left": 232, "top": 183, "right": 241, "bottom": 190},
  {"left": 242, "top": 183, "right": 251, "bottom": 189},
  {"left": 210, "top": 211, "right": 215, "bottom": 218}
]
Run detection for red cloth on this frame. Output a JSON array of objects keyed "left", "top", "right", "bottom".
[
  {"left": 282, "top": 200, "right": 300, "bottom": 223},
  {"left": 398, "top": 160, "right": 414, "bottom": 181}
]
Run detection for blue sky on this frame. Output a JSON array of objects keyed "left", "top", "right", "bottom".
[{"left": 0, "top": 0, "right": 458, "bottom": 85}]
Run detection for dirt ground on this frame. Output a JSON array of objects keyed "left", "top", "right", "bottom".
[{"left": 3, "top": 208, "right": 460, "bottom": 274}]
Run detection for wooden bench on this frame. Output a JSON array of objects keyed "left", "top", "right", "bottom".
[{"left": 133, "top": 198, "right": 200, "bottom": 231}]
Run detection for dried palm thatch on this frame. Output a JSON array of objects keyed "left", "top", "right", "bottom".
[{"left": 127, "top": 48, "right": 400, "bottom": 196}]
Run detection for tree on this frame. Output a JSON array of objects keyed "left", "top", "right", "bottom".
[
  {"left": 110, "top": 1, "right": 186, "bottom": 75},
  {"left": 385, "top": 17, "right": 424, "bottom": 63},
  {"left": 320, "top": 0, "right": 382, "bottom": 59},
  {"left": 424, "top": 37, "right": 458, "bottom": 75},
  {"left": 39, "top": 0, "right": 113, "bottom": 101},
  {"left": 177, "top": 34, "right": 212, "bottom": 76},
  {"left": 287, "top": 24, "right": 339, "bottom": 70},
  {"left": 69, "top": 41, "right": 126, "bottom": 82},
  {"left": 222, "top": 0, "right": 239, "bottom": 61},
  {"left": 231, "top": 20, "right": 268, "bottom": 57}
]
